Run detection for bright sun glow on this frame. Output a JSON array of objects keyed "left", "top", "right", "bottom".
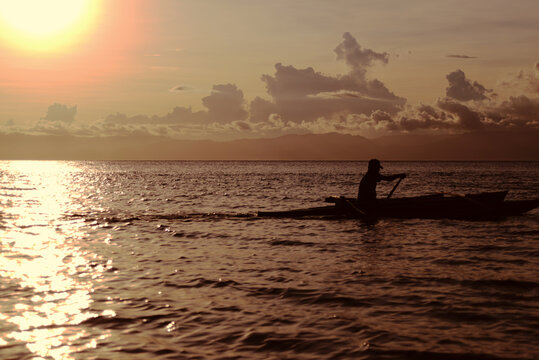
[{"left": 0, "top": 0, "right": 100, "bottom": 53}]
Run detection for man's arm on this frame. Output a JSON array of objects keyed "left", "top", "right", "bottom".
[{"left": 380, "top": 173, "right": 406, "bottom": 181}]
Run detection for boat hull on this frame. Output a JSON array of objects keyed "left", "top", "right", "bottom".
[
  {"left": 257, "top": 192, "right": 539, "bottom": 220},
  {"left": 257, "top": 205, "right": 338, "bottom": 218}
]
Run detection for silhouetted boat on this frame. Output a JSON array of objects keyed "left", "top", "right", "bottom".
[{"left": 257, "top": 191, "right": 539, "bottom": 220}]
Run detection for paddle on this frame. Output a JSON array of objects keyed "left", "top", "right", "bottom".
[
  {"left": 342, "top": 198, "right": 368, "bottom": 217},
  {"left": 387, "top": 177, "right": 403, "bottom": 199}
]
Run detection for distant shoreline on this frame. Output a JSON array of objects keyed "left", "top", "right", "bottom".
[{"left": 1, "top": 131, "right": 538, "bottom": 161}]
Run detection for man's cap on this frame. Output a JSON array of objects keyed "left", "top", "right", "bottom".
[{"left": 368, "top": 158, "right": 383, "bottom": 169}]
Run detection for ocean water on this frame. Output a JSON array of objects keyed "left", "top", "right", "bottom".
[{"left": 0, "top": 160, "right": 538, "bottom": 360}]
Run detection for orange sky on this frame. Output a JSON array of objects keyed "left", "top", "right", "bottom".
[
  {"left": 0, "top": 0, "right": 538, "bottom": 140},
  {"left": 1, "top": 1, "right": 147, "bottom": 90}
]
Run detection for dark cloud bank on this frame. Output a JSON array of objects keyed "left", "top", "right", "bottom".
[{"left": 2, "top": 33, "right": 538, "bottom": 160}]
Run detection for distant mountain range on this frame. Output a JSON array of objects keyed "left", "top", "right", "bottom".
[{"left": 1, "top": 131, "right": 538, "bottom": 160}]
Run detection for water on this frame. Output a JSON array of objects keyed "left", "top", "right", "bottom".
[{"left": 1, "top": 161, "right": 538, "bottom": 360}]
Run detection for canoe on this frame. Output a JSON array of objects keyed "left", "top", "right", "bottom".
[{"left": 257, "top": 191, "right": 539, "bottom": 220}]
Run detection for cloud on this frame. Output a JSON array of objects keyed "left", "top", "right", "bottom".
[
  {"left": 248, "top": 96, "right": 277, "bottom": 123},
  {"left": 42, "top": 103, "right": 77, "bottom": 123},
  {"left": 371, "top": 93, "right": 539, "bottom": 134},
  {"left": 484, "top": 95, "right": 539, "bottom": 129},
  {"left": 261, "top": 63, "right": 343, "bottom": 101},
  {"left": 169, "top": 84, "right": 193, "bottom": 92},
  {"left": 445, "top": 70, "right": 491, "bottom": 101},
  {"left": 232, "top": 120, "right": 252, "bottom": 131},
  {"left": 298, "top": 111, "right": 397, "bottom": 138},
  {"left": 253, "top": 32, "right": 405, "bottom": 124},
  {"left": 499, "top": 61, "right": 539, "bottom": 95},
  {"left": 105, "top": 106, "right": 207, "bottom": 125},
  {"left": 392, "top": 105, "right": 456, "bottom": 132},
  {"left": 334, "top": 32, "right": 389, "bottom": 72},
  {"left": 333, "top": 67, "right": 539, "bottom": 134},
  {"left": 436, "top": 99, "right": 484, "bottom": 130},
  {"left": 202, "top": 84, "right": 249, "bottom": 123},
  {"left": 106, "top": 83, "right": 248, "bottom": 126},
  {"left": 446, "top": 54, "right": 477, "bottom": 59}
]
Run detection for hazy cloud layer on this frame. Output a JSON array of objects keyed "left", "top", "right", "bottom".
[{"left": 4, "top": 37, "right": 538, "bottom": 140}]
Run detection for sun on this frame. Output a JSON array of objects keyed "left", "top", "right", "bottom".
[{"left": 0, "top": 0, "right": 100, "bottom": 53}]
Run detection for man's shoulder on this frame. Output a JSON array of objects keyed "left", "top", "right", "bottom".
[{"left": 361, "top": 172, "right": 379, "bottom": 182}]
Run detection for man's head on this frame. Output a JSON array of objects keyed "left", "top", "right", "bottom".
[{"left": 368, "top": 158, "right": 383, "bottom": 172}]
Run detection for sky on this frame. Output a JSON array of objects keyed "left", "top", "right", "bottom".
[{"left": 0, "top": 0, "right": 538, "bottom": 141}]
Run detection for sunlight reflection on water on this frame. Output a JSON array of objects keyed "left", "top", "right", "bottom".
[{"left": 0, "top": 161, "right": 111, "bottom": 359}]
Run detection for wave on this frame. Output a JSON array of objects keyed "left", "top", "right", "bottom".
[
  {"left": 66, "top": 211, "right": 258, "bottom": 225},
  {"left": 391, "top": 275, "right": 538, "bottom": 293},
  {"left": 367, "top": 349, "right": 521, "bottom": 360},
  {"left": 245, "top": 285, "right": 370, "bottom": 308},
  {"left": 269, "top": 239, "right": 316, "bottom": 247},
  {"left": 162, "top": 277, "right": 240, "bottom": 290}
]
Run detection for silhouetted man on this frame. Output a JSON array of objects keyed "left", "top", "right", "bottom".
[{"left": 358, "top": 159, "right": 406, "bottom": 201}]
